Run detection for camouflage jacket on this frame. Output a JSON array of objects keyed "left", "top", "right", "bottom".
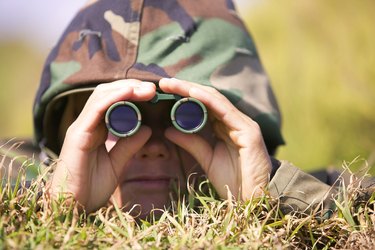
[{"left": 3, "top": 0, "right": 368, "bottom": 214}]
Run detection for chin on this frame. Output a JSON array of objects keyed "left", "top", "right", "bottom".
[{"left": 111, "top": 187, "right": 174, "bottom": 220}]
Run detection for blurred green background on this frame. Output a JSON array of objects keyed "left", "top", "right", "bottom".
[{"left": 0, "top": 0, "right": 374, "bottom": 174}]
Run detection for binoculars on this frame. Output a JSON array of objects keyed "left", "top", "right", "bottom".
[{"left": 105, "top": 92, "right": 207, "bottom": 137}]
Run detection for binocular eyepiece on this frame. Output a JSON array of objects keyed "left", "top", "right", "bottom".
[{"left": 105, "top": 92, "right": 207, "bottom": 137}]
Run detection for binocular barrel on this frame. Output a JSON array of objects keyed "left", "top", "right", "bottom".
[{"left": 105, "top": 97, "right": 207, "bottom": 137}]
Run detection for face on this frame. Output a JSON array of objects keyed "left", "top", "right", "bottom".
[
  {"left": 60, "top": 92, "right": 214, "bottom": 218},
  {"left": 104, "top": 101, "right": 212, "bottom": 218}
]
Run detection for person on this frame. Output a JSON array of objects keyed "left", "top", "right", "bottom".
[{"left": 3, "top": 0, "right": 365, "bottom": 218}]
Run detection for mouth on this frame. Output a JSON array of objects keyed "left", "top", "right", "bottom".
[{"left": 124, "top": 176, "right": 175, "bottom": 190}]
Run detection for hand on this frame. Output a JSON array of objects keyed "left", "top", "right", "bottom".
[
  {"left": 159, "top": 78, "right": 272, "bottom": 200},
  {"left": 49, "top": 80, "right": 155, "bottom": 212}
]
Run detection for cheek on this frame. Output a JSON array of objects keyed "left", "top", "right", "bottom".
[{"left": 105, "top": 133, "right": 119, "bottom": 151}]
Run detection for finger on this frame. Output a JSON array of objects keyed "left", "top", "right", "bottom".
[
  {"left": 164, "top": 127, "right": 213, "bottom": 174},
  {"left": 159, "top": 78, "right": 222, "bottom": 99},
  {"left": 85, "top": 79, "right": 156, "bottom": 106},
  {"left": 108, "top": 126, "right": 152, "bottom": 177},
  {"left": 76, "top": 80, "right": 156, "bottom": 132}
]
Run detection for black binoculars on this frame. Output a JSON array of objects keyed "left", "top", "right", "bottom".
[{"left": 105, "top": 92, "right": 207, "bottom": 137}]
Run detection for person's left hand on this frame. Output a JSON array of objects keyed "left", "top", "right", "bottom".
[{"left": 159, "top": 78, "right": 272, "bottom": 200}]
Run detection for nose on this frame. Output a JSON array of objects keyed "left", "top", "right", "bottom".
[{"left": 134, "top": 128, "right": 170, "bottom": 160}]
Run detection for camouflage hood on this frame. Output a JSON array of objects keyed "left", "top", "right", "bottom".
[{"left": 33, "top": 0, "right": 284, "bottom": 156}]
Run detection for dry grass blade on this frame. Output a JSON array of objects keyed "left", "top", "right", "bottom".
[{"left": 0, "top": 145, "right": 374, "bottom": 249}]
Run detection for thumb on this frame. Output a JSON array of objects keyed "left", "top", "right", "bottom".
[
  {"left": 164, "top": 127, "right": 213, "bottom": 174},
  {"left": 109, "top": 126, "right": 152, "bottom": 177}
]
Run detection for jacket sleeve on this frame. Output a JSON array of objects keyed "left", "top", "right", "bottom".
[{"left": 268, "top": 160, "right": 336, "bottom": 215}]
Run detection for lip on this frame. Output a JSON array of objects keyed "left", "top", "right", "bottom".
[{"left": 123, "top": 176, "right": 175, "bottom": 189}]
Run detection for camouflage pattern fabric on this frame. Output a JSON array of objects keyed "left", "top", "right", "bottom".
[{"left": 33, "top": 0, "right": 284, "bottom": 156}]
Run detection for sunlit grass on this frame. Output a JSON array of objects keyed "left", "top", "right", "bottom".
[{"left": 1, "top": 150, "right": 374, "bottom": 249}]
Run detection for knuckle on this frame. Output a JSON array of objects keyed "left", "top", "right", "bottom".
[
  {"left": 203, "top": 85, "right": 218, "bottom": 94},
  {"left": 94, "top": 83, "right": 107, "bottom": 93},
  {"left": 251, "top": 120, "right": 261, "bottom": 130},
  {"left": 89, "top": 84, "right": 106, "bottom": 100},
  {"left": 65, "top": 121, "right": 79, "bottom": 136},
  {"left": 252, "top": 124, "right": 266, "bottom": 142}
]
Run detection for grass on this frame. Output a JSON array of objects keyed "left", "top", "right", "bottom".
[
  {"left": 0, "top": 1, "right": 375, "bottom": 247},
  {"left": 1, "top": 153, "right": 374, "bottom": 249}
]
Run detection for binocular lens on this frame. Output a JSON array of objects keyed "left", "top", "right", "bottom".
[
  {"left": 106, "top": 102, "right": 141, "bottom": 137},
  {"left": 174, "top": 101, "right": 205, "bottom": 131}
]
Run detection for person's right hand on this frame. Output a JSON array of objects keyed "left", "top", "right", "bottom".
[{"left": 49, "top": 80, "right": 156, "bottom": 213}]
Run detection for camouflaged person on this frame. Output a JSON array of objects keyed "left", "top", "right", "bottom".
[{"left": 2, "top": 0, "right": 365, "bottom": 218}]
